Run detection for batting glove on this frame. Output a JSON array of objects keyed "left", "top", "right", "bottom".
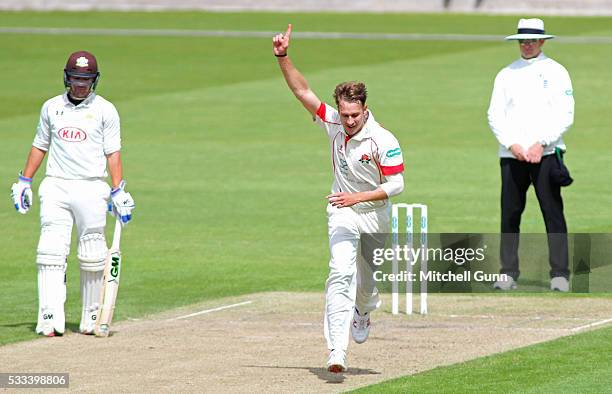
[
  {"left": 11, "top": 173, "right": 33, "bottom": 214},
  {"left": 110, "top": 180, "right": 135, "bottom": 225}
]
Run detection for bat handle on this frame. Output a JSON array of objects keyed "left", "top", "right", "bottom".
[{"left": 111, "top": 217, "right": 122, "bottom": 250}]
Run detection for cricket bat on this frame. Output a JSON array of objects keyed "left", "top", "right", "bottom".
[{"left": 94, "top": 218, "right": 123, "bottom": 337}]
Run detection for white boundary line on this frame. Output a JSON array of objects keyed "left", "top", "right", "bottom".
[
  {"left": 440, "top": 313, "right": 597, "bottom": 322},
  {"left": 570, "top": 317, "right": 612, "bottom": 332},
  {"left": 171, "top": 300, "right": 252, "bottom": 321},
  {"left": 0, "top": 27, "right": 611, "bottom": 44}
]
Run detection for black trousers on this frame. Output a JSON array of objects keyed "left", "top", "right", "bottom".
[{"left": 500, "top": 155, "right": 569, "bottom": 280}]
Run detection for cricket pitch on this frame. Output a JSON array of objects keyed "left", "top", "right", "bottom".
[{"left": 1, "top": 292, "right": 611, "bottom": 393}]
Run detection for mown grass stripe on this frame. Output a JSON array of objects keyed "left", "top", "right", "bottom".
[{"left": 1, "top": 27, "right": 612, "bottom": 43}]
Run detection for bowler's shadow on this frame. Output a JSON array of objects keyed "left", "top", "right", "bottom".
[
  {"left": 309, "top": 366, "right": 380, "bottom": 384},
  {"left": 243, "top": 364, "right": 380, "bottom": 384}
]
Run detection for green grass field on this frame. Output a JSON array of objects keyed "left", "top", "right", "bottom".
[
  {"left": 352, "top": 324, "right": 612, "bottom": 393},
  {"left": 1, "top": 10, "right": 611, "bottom": 392}
]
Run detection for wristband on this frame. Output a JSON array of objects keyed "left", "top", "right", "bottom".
[
  {"left": 18, "top": 172, "right": 32, "bottom": 184},
  {"left": 111, "top": 180, "right": 126, "bottom": 195},
  {"left": 275, "top": 53, "right": 288, "bottom": 57}
]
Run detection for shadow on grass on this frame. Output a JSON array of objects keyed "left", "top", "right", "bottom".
[
  {"left": 0, "top": 322, "right": 81, "bottom": 334},
  {"left": 0, "top": 322, "right": 36, "bottom": 330}
]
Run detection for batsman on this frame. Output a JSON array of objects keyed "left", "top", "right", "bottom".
[
  {"left": 10, "top": 50, "right": 135, "bottom": 336},
  {"left": 273, "top": 25, "right": 405, "bottom": 372}
]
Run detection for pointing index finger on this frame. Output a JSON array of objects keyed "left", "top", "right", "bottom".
[{"left": 285, "top": 23, "right": 292, "bottom": 39}]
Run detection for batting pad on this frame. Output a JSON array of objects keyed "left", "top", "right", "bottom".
[
  {"left": 80, "top": 270, "right": 103, "bottom": 333},
  {"left": 77, "top": 232, "right": 107, "bottom": 271},
  {"left": 36, "top": 264, "right": 66, "bottom": 334}
]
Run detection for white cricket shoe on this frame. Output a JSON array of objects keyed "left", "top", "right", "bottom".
[
  {"left": 327, "top": 349, "right": 347, "bottom": 373},
  {"left": 36, "top": 308, "right": 64, "bottom": 337},
  {"left": 493, "top": 276, "right": 517, "bottom": 290},
  {"left": 80, "top": 304, "right": 99, "bottom": 335},
  {"left": 351, "top": 308, "right": 370, "bottom": 344},
  {"left": 551, "top": 277, "right": 569, "bottom": 292},
  {"left": 39, "top": 324, "right": 58, "bottom": 337}
]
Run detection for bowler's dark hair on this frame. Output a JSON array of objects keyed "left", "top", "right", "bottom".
[{"left": 333, "top": 81, "right": 367, "bottom": 106}]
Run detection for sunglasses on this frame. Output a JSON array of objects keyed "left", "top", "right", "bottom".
[{"left": 518, "top": 39, "right": 539, "bottom": 45}]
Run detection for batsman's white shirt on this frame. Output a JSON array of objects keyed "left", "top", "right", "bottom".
[
  {"left": 488, "top": 52, "right": 574, "bottom": 158},
  {"left": 315, "top": 103, "right": 404, "bottom": 211},
  {"left": 33, "top": 93, "right": 121, "bottom": 179}
]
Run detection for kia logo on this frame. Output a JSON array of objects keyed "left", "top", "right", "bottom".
[{"left": 57, "top": 127, "right": 87, "bottom": 142}]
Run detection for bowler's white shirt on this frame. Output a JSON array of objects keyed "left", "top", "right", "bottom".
[
  {"left": 33, "top": 93, "right": 121, "bottom": 179},
  {"left": 315, "top": 103, "right": 404, "bottom": 211},
  {"left": 487, "top": 52, "right": 574, "bottom": 158}
]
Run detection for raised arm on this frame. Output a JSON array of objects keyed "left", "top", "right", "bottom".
[{"left": 273, "top": 24, "right": 322, "bottom": 116}]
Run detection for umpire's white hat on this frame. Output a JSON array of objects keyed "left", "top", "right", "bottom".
[{"left": 505, "top": 18, "right": 555, "bottom": 40}]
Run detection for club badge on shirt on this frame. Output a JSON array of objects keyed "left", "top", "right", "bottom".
[{"left": 359, "top": 154, "right": 371, "bottom": 165}]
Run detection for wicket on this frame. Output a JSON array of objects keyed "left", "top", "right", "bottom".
[{"left": 391, "top": 203, "right": 428, "bottom": 315}]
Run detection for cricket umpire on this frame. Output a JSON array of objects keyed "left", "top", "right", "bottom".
[
  {"left": 273, "top": 25, "right": 405, "bottom": 372},
  {"left": 487, "top": 19, "right": 574, "bottom": 292},
  {"left": 10, "top": 51, "right": 135, "bottom": 336}
]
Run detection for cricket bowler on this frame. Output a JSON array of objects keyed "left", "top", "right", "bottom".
[
  {"left": 273, "top": 25, "right": 405, "bottom": 372},
  {"left": 10, "top": 50, "right": 135, "bottom": 336}
]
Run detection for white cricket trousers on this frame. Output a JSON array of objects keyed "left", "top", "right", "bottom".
[
  {"left": 324, "top": 203, "right": 390, "bottom": 351},
  {"left": 38, "top": 177, "right": 110, "bottom": 242},
  {"left": 35, "top": 176, "right": 110, "bottom": 333}
]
